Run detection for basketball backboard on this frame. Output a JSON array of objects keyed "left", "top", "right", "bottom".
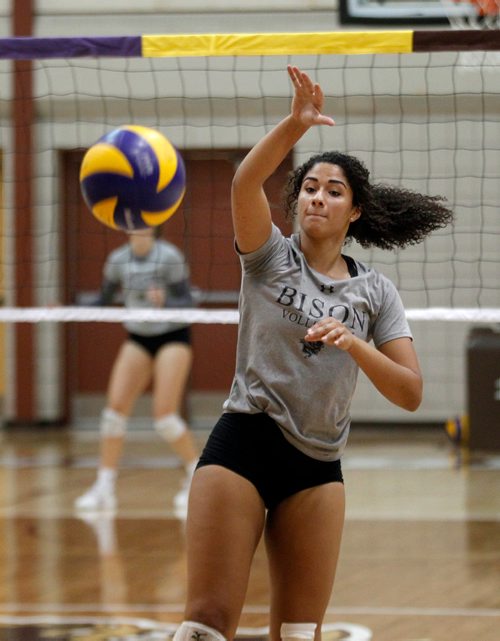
[{"left": 339, "top": 0, "right": 477, "bottom": 24}]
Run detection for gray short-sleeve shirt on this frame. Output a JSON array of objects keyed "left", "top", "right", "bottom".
[
  {"left": 223, "top": 224, "right": 412, "bottom": 461},
  {"left": 104, "top": 240, "right": 190, "bottom": 336}
]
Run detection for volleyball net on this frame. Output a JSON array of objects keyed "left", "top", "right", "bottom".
[{"left": 0, "top": 30, "right": 499, "bottom": 423}]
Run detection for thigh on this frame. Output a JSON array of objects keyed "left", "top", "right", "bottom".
[
  {"left": 185, "top": 464, "right": 266, "bottom": 639},
  {"left": 106, "top": 341, "right": 153, "bottom": 414},
  {"left": 152, "top": 342, "right": 192, "bottom": 416},
  {"left": 265, "top": 482, "right": 345, "bottom": 641}
]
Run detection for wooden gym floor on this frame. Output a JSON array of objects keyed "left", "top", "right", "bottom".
[{"left": 0, "top": 425, "right": 499, "bottom": 641}]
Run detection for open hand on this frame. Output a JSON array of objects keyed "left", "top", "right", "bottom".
[{"left": 287, "top": 65, "right": 335, "bottom": 128}]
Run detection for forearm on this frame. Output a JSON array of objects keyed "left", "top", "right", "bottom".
[
  {"left": 233, "top": 115, "right": 308, "bottom": 189},
  {"left": 232, "top": 115, "right": 308, "bottom": 253},
  {"left": 347, "top": 338, "right": 422, "bottom": 411},
  {"left": 165, "top": 280, "right": 193, "bottom": 308},
  {"left": 89, "top": 280, "right": 118, "bottom": 306}
]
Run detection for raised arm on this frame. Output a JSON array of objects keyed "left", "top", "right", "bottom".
[{"left": 231, "top": 65, "right": 335, "bottom": 254}]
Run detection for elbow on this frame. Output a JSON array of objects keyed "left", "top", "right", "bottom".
[
  {"left": 404, "top": 395, "right": 422, "bottom": 413},
  {"left": 231, "top": 167, "right": 245, "bottom": 195},
  {"left": 231, "top": 173, "right": 243, "bottom": 209},
  {"left": 401, "top": 380, "right": 423, "bottom": 412}
]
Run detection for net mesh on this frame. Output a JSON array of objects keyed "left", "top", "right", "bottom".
[
  {"left": 1, "top": 52, "right": 499, "bottom": 319},
  {"left": 1, "top": 34, "right": 499, "bottom": 424}
]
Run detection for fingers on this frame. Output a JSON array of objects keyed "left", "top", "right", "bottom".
[
  {"left": 287, "top": 64, "right": 314, "bottom": 93},
  {"left": 287, "top": 65, "right": 335, "bottom": 126},
  {"left": 146, "top": 286, "right": 166, "bottom": 307},
  {"left": 305, "top": 320, "right": 353, "bottom": 350},
  {"left": 317, "top": 113, "right": 336, "bottom": 127},
  {"left": 287, "top": 64, "right": 299, "bottom": 85}
]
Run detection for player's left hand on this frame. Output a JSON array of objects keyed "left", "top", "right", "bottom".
[{"left": 305, "top": 318, "right": 355, "bottom": 351}]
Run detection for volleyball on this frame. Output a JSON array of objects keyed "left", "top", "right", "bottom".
[
  {"left": 445, "top": 414, "right": 469, "bottom": 446},
  {"left": 79, "top": 125, "right": 186, "bottom": 231}
]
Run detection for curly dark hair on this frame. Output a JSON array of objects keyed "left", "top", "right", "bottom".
[{"left": 282, "top": 151, "right": 454, "bottom": 250}]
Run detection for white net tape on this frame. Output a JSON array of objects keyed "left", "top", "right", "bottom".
[{"left": 0, "top": 307, "right": 498, "bottom": 324}]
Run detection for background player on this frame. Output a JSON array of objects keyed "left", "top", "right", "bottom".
[{"left": 74, "top": 226, "right": 198, "bottom": 514}]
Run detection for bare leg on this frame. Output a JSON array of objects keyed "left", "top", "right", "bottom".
[
  {"left": 75, "top": 340, "right": 153, "bottom": 510},
  {"left": 183, "top": 465, "right": 266, "bottom": 640},
  {"left": 265, "top": 482, "right": 345, "bottom": 641},
  {"left": 153, "top": 342, "right": 198, "bottom": 467},
  {"left": 100, "top": 341, "right": 154, "bottom": 469}
]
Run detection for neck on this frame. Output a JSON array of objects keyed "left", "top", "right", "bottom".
[
  {"left": 300, "top": 233, "right": 348, "bottom": 279},
  {"left": 130, "top": 239, "right": 154, "bottom": 257}
]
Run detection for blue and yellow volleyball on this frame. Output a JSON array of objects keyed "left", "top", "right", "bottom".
[
  {"left": 445, "top": 414, "right": 469, "bottom": 446},
  {"left": 79, "top": 125, "right": 186, "bottom": 231}
]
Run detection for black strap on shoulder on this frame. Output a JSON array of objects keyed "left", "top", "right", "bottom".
[{"left": 343, "top": 254, "right": 358, "bottom": 277}]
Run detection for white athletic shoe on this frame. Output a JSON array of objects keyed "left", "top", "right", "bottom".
[{"left": 74, "top": 483, "right": 117, "bottom": 512}]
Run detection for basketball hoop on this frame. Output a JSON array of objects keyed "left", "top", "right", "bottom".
[
  {"left": 442, "top": 0, "right": 500, "bottom": 27},
  {"left": 442, "top": 0, "right": 500, "bottom": 67}
]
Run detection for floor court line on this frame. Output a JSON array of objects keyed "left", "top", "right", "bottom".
[{"left": 2, "top": 603, "right": 499, "bottom": 618}]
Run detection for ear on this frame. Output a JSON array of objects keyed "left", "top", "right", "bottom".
[{"left": 350, "top": 207, "right": 361, "bottom": 223}]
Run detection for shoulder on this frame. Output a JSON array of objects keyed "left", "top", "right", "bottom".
[
  {"left": 152, "top": 241, "right": 187, "bottom": 268},
  {"left": 239, "top": 224, "right": 294, "bottom": 272},
  {"left": 347, "top": 260, "right": 403, "bottom": 311},
  {"left": 239, "top": 223, "right": 293, "bottom": 258},
  {"left": 365, "top": 268, "right": 406, "bottom": 316},
  {"left": 156, "top": 239, "right": 184, "bottom": 258},
  {"left": 350, "top": 259, "right": 394, "bottom": 289},
  {"left": 107, "top": 243, "right": 130, "bottom": 264}
]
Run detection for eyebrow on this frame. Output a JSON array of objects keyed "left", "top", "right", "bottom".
[{"left": 304, "top": 176, "right": 347, "bottom": 188}]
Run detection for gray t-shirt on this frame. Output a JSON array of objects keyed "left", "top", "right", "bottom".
[
  {"left": 223, "top": 224, "right": 412, "bottom": 461},
  {"left": 103, "top": 240, "right": 191, "bottom": 336}
]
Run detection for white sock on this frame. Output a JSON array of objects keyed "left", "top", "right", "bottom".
[
  {"left": 173, "top": 621, "right": 226, "bottom": 641},
  {"left": 96, "top": 467, "right": 117, "bottom": 490},
  {"left": 82, "top": 514, "right": 117, "bottom": 555},
  {"left": 94, "top": 516, "right": 117, "bottom": 555},
  {"left": 280, "top": 623, "right": 317, "bottom": 641}
]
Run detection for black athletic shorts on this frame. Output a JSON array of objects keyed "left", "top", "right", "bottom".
[
  {"left": 128, "top": 326, "right": 191, "bottom": 358},
  {"left": 197, "top": 412, "right": 343, "bottom": 510}
]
